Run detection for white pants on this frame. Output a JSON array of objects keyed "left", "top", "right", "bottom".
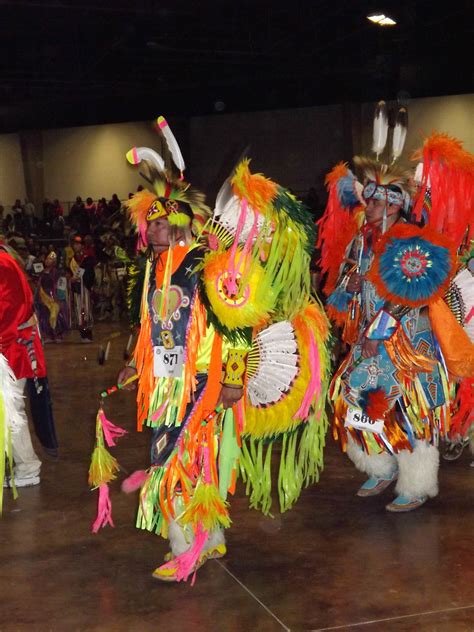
[
  {"left": 346, "top": 435, "right": 439, "bottom": 498},
  {"left": 9, "top": 378, "right": 42, "bottom": 479}
]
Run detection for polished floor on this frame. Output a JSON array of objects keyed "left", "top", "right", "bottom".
[{"left": 1, "top": 323, "right": 473, "bottom": 632}]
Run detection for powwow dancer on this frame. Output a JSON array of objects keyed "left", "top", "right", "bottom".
[
  {"left": 318, "top": 102, "right": 474, "bottom": 512},
  {"left": 0, "top": 243, "right": 46, "bottom": 497},
  {"left": 35, "top": 251, "right": 69, "bottom": 343},
  {"left": 89, "top": 117, "right": 331, "bottom": 582}
]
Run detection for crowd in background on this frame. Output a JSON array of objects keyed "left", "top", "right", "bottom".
[
  {"left": 0, "top": 193, "right": 129, "bottom": 239},
  {"left": 0, "top": 193, "right": 140, "bottom": 344},
  {"left": 0, "top": 186, "right": 323, "bottom": 344}
]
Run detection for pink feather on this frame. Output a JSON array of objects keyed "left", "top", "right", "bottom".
[
  {"left": 158, "top": 524, "right": 208, "bottom": 583},
  {"left": 99, "top": 409, "right": 127, "bottom": 447},
  {"left": 294, "top": 331, "right": 321, "bottom": 420},
  {"left": 150, "top": 399, "right": 169, "bottom": 422},
  {"left": 121, "top": 470, "right": 149, "bottom": 493},
  {"left": 91, "top": 484, "right": 114, "bottom": 533}
]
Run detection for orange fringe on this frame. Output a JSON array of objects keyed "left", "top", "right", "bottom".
[
  {"left": 429, "top": 297, "right": 474, "bottom": 378},
  {"left": 325, "top": 303, "right": 348, "bottom": 328},
  {"left": 342, "top": 298, "right": 360, "bottom": 345},
  {"left": 384, "top": 326, "right": 434, "bottom": 377},
  {"left": 177, "top": 295, "right": 208, "bottom": 423},
  {"left": 155, "top": 244, "right": 190, "bottom": 288},
  {"left": 180, "top": 334, "right": 223, "bottom": 482},
  {"left": 450, "top": 378, "right": 474, "bottom": 437},
  {"left": 134, "top": 316, "right": 154, "bottom": 431},
  {"left": 383, "top": 413, "right": 412, "bottom": 453}
]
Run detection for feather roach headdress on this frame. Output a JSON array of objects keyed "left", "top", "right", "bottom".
[
  {"left": 354, "top": 155, "right": 413, "bottom": 210},
  {"left": 125, "top": 117, "right": 210, "bottom": 251},
  {"left": 317, "top": 100, "right": 411, "bottom": 293}
]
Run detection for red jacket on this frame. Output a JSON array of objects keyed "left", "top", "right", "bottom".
[{"left": 0, "top": 251, "right": 47, "bottom": 379}]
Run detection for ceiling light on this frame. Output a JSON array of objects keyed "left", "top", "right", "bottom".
[
  {"left": 379, "top": 16, "right": 396, "bottom": 25},
  {"left": 367, "top": 13, "right": 397, "bottom": 26},
  {"left": 367, "top": 14, "right": 385, "bottom": 23}
]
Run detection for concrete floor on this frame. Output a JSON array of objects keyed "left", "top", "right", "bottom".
[{"left": 1, "top": 323, "right": 473, "bottom": 632}]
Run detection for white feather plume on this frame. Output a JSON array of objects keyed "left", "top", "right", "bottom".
[
  {"left": 213, "top": 194, "right": 266, "bottom": 244},
  {"left": 126, "top": 146, "right": 165, "bottom": 172},
  {"left": 372, "top": 100, "right": 389, "bottom": 159},
  {"left": 215, "top": 177, "right": 233, "bottom": 217},
  {"left": 157, "top": 116, "right": 186, "bottom": 173},
  {"left": 391, "top": 107, "right": 408, "bottom": 162}
]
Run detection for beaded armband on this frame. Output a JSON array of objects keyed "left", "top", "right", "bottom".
[
  {"left": 365, "top": 308, "right": 399, "bottom": 341},
  {"left": 222, "top": 349, "right": 248, "bottom": 387}
]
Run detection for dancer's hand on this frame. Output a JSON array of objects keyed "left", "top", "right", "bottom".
[
  {"left": 346, "top": 272, "right": 364, "bottom": 293},
  {"left": 360, "top": 338, "right": 379, "bottom": 359},
  {"left": 219, "top": 385, "right": 243, "bottom": 410},
  {"left": 117, "top": 366, "right": 138, "bottom": 390}
]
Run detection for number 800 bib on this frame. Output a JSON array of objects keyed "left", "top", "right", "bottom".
[{"left": 344, "top": 406, "right": 385, "bottom": 434}]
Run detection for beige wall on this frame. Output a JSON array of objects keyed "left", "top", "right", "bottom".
[
  {"left": 42, "top": 120, "right": 174, "bottom": 204},
  {"left": 360, "top": 93, "right": 474, "bottom": 164},
  {"left": 0, "top": 133, "right": 26, "bottom": 208},
  {"left": 1, "top": 93, "right": 471, "bottom": 211}
]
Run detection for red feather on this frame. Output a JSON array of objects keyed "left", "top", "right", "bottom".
[
  {"left": 317, "top": 162, "right": 361, "bottom": 296},
  {"left": 412, "top": 133, "right": 474, "bottom": 250},
  {"left": 449, "top": 378, "right": 474, "bottom": 438},
  {"left": 367, "top": 389, "right": 391, "bottom": 420}
]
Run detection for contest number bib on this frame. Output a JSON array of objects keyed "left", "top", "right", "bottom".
[
  {"left": 344, "top": 406, "right": 384, "bottom": 434},
  {"left": 57, "top": 276, "right": 67, "bottom": 291},
  {"left": 153, "top": 345, "right": 184, "bottom": 378}
]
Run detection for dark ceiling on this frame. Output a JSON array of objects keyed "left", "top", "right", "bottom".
[{"left": 0, "top": 0, "right": 472, "bottom": 132}]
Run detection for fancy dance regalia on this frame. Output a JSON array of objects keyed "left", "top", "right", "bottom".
[
  {"left": 89, "top": 118, "right": 330, "bottom": 582},
  {"left": 0, "top": 245, "right": 45, "bottom": 498},
  {"left": 319, "top": 103, "right": 474, "bottom": 511},
  {"left": 413, "top": 135, "right": 474, "bottom": 466}
]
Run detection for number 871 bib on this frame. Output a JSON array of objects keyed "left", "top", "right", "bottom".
[{"left": 153, "top": 346, "right": 184, "bottom": 378}]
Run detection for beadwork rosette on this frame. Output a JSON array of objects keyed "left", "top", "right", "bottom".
[{"left": 367, "top": 224, "right": 456, "bottom": 307}]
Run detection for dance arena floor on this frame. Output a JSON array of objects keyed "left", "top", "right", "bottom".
[{"left": 1, "top": 324, "right": 473, "bottom": 631}]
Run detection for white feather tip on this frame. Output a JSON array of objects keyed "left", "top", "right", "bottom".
[
  {"left": 157, "top": 115, "right": 186, "bottom": 174},
  {"left": 372, "top": 100, "right": 389, "bottom": 158},
  {"left": 391, "top": 107, "right": 408, "bottom": 162}
]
